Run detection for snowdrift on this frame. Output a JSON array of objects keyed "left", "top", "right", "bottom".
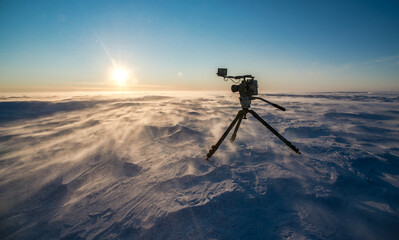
[{"left": 0, "top": 91, "right": 398, "bottom": 239}]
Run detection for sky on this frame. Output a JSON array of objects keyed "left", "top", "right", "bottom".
[{"left": 0, "top": 0, "right": 398, "bottom": 92}]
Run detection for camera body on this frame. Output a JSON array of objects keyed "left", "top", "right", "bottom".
[{"left": 231, "top": 79, "right": 258, "bottom": 96}]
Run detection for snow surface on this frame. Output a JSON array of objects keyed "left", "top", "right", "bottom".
[{"left": 0, "top": 91, "right": 398, "bottom": 239}]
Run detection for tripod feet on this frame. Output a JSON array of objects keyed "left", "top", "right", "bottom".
[{"left": 206, "top": 145, "right": 217, "bottom": 161}]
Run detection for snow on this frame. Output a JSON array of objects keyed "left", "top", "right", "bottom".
[{"left": 0, "top": 91, "right": 398, "bottom": 239}]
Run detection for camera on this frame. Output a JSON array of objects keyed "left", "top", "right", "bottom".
[
  {"left": 217, "top": 68, "right": 258, "bottom": 97},
  {"left": 217, "top": 68, "right": 258, "bottom": 109}
]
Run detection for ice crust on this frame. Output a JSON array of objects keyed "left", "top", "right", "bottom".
[{"left": 0, "top": 91, "right": 398, "bottom": 239}]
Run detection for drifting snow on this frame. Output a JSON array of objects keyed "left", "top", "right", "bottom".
[{"left": 0, "top": 91, "right": 398, "bottom": 239}]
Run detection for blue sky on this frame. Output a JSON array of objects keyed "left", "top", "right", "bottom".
[{"left": 0, "top": 0, "right": 398, "bottom": 92}]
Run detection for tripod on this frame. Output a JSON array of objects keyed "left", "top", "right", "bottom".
[{"left": 206, "top": 96, "right": 301, "bottom": 160}]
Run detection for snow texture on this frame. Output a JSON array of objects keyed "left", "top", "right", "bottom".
[{"left": 0, "top": 91, "right": 398, "bottom": 239}]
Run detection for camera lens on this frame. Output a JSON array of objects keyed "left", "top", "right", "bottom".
[{"left": 231, "top": 85, "right": 240, "bottom": 92}]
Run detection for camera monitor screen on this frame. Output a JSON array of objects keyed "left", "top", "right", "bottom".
[{"left": 217, "top": 68, "right": 227, "bottom": 77}]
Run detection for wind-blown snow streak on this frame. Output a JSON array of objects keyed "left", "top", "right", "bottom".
[{"left": 0, "top": 91, "right": 398, "bottom": 239}]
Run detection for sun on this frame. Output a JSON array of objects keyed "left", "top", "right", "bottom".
[{"left": 111, "top": 68, "right": 128, "bottom": 86}]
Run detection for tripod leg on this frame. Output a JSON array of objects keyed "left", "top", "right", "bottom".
[
  {"left": 230, "top": 114, "right": 243, "bottom": 143},
  {"left": 248, "top": 110, "right": 301, "bottom": 154},
  {"left": 206, "top": 110, "right": 243, "bottom": 160}
]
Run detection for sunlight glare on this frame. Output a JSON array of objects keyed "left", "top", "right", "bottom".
[{"left": 112, "top": 68, "right": 128, "bottom": 86}]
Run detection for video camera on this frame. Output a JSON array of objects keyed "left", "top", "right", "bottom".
[
  {"left": 217, "top": 68, "right": 258, "bottom": 96},
  {"left": 217, "top": 68, "right": 258, "bottom": 109}
]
